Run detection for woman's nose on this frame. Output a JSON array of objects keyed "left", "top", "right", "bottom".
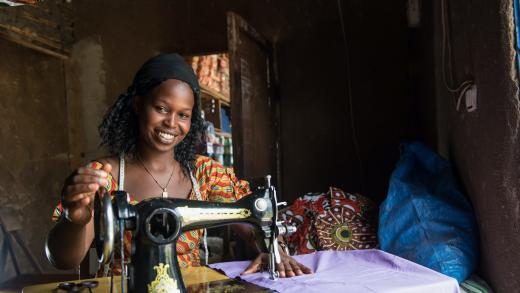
[{"left": 164, "top": 113, "right": 177, "bottom": 127}]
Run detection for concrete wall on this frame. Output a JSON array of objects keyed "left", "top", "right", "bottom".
[
  {"left": 430, "top": 0, "right": 520, "bottom": 291},
  {"left": 0, "top": 38, "right": 71, "bottom": 280}
]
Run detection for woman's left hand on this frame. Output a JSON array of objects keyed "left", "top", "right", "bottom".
[{"left": 241, "top": 247, "right": 313, "bottom": 278}]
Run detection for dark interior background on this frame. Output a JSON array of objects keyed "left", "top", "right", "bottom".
[{"left": 0, "top": 0, "right": 519, "bottom": 292}]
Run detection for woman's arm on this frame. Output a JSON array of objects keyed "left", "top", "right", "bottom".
[
  {"left": 45, "top": 164, "right": 111, "bottom": 269},
  {"left": 46, "top": 215, "right": 94, "bottom": 269}
]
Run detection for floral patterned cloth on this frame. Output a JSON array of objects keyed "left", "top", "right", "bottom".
[
  {"left": 52, "top": 155, "right": 250, "bottom": 269},
  {"left": 280, "top": 187, "right": 378, "bottom": 255}
]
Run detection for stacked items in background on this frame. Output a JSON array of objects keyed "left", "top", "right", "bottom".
[
  {"left": 188, "top": 53, "right": 233, "bottom": 167},
  {"left": 222, "top": 136, "right": 233, "bottom": 167},
  {"left": 280, "top": 187, "right": 378, "bottom": 255},
  {"left": 201, "top": 114, "right": 233, "bottom": 167},
  {"left": 206, "top": 136, "right": 232, "bottom": 168},
  {"left": 188, "top": 54, "right": 230, "bottom": 98}
]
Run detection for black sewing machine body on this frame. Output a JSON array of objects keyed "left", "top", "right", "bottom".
[{"left": 94, "top": 177, "right": 292, "bottom": 293}]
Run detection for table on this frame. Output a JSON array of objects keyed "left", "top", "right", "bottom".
[
  {"left": 24, "top": 250, "right": 460, "bottom": 293},
  {"left": 22, "top": 266, "right": 228, "bottom": 292},
  {"left": 210, "top": 249, "right": 460, "bottom": 293}
]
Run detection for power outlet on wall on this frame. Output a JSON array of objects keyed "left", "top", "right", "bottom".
[{"left": 465, "top": 84, "right": 477, "bottom": 112}]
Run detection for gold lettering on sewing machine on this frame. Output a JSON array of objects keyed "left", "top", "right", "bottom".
[
  {"left": 176, "top": 207, "right": 251, "bottom": 226},
  {"left": 147, "top": 263, "right": 179, "bottom": 293}
]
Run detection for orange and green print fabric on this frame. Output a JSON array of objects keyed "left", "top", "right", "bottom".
[{"left": 52, "top": 155, "right": 250, "bottom": 270}]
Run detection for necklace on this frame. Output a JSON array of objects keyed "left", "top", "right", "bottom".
[{"left": 137, "top": 156, "right": 175, "bottom": 198}]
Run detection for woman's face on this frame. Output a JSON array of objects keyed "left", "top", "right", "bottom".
[{"left": 136, "top": 79, "right": 195, "bottom": 153}]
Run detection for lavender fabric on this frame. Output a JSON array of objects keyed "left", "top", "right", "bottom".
[{"left": 209, "top": 250, "right": 460, "bottom": 293}]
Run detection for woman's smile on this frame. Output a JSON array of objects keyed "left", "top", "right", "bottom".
[{"left": 155, "top": 129, "right": 177, "bottom": 144}]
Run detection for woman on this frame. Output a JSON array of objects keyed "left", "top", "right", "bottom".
[{"left": 46, "top": 53, "right": 311, "bottom": 278}]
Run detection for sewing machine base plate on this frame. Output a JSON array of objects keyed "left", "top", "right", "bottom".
[{"left": 186, "top": 278, "right": 276, "bottom": 293}]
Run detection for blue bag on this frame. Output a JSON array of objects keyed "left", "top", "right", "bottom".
[{"left": 379, "top": 142, "right": 479, "bottom": 283}]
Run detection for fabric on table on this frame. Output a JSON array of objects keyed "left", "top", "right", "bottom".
[
  {"left": 210, "top": 250, "right": 460, "bottom": 293},
  {"left": 52, "top": 155, "right": 250, "bottom": 269}
]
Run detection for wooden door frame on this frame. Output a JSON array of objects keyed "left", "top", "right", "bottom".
[{"left": 227, "top": 12, "right": 282, "bottom": 192}]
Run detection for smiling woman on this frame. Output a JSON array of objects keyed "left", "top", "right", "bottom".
[{"left": 45, "top": 53, "right": 311, "bottom": 279}]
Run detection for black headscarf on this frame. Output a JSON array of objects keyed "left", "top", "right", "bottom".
[{"left": 132, "top": 53, "right": 200, "bottom": 100}]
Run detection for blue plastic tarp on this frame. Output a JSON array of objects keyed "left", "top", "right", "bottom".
[{"left": 379, "top": 142, "right": 479, "bottom": 283}]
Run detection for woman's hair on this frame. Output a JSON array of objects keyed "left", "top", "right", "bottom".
[{"left": 98, "top": 77, "right": 204, "bottom": 175}]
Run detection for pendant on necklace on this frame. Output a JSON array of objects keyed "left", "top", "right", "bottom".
[{"left": 162, "top": 190, "right": 168, "bottom": 198}]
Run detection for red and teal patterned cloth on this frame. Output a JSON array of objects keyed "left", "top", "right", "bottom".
[{"left": 280, "top": 187, "right": 378, "bottom": 255}]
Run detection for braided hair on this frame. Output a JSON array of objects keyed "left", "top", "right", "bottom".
[{"left": 98, "top": 74, "right": 204, "bottom": 176}]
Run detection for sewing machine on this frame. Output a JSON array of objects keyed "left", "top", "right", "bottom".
[{"left": 93, "top": 175, "right": 295, "bottom": 293}]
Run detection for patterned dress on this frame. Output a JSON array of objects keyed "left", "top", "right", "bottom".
[{"left": 52, "top": 155, "right": 250, "bottom": 269}]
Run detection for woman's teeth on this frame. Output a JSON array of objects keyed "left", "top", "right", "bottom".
[{"left": 157, "top": 131, "right": 175, "bottom": 141}]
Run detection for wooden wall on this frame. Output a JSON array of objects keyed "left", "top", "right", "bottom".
[{"left": 429, "top": 1, "right": 520, "bottom": 291}]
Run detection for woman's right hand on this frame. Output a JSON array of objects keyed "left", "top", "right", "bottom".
[{"left": 61, "top": 164, "right": 112, "bottom": 225}]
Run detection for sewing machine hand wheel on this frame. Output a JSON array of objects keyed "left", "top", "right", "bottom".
[{"left": 94, "top": 189, "right": 115, "bottom": 265}]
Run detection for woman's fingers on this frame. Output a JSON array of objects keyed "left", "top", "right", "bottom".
[
  {"left": 80, "top": 196, "right": 91, "bottom": 206},
  {"left": 59, "top": 164, "right": 112, "bottom": 225},
  {"left": 77, "top": 166, "right": 109, "bottom": 178},
  {"left": 101, "top": 163, "right": 112, "bottom": 174},
  {"left": 64, "top": 184, "right": 99, "bottom": 202},
  {"left": 240, "top": 253, "right": 313, "bottom": 278},
  {"left": 299, "top": 262, "right": 313, "bottom": 274},
  {"left": 71, "top": 174, "right": 108, "bottom": 186},
  {"left": 276, "top": 261, "right": 287, "bottom": 278},
  {"left": 63, "top": 165, "right": 111, "bottom": 202},
  {"left": 65, "top": 167, "right": 108, "bottom": 190},
  {"left": 278, "top": 256, "right": 313, "bottom": 278},
  {"left": 70, "top": 166, "right": 108, "bottom": 187},
  {"left": 241, "top": 254, "right": 263, "bottom": 275},
  {"left": 288, "top": 259, "right": 312, "bottom": 276}
]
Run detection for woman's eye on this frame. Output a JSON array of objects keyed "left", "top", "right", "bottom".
[
  {"left": 155, "top": 106, "right": 168, "bottom": 113},
  {"left": 179, "top": 113, "right": 191, "bottom": 119}
]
